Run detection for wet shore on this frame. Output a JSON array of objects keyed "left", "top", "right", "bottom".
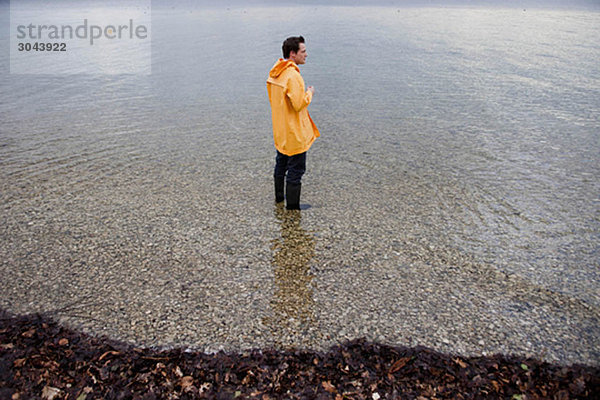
[
  {"left": 2, "top": 310, "right": 598, "bottom": 399},
  {"left": 1, "top": 149, "right": 598, "bottom": 367}
]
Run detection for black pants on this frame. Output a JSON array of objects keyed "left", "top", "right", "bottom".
[{"left": 274, "top": 151, "right": 306, "bottom": 185}]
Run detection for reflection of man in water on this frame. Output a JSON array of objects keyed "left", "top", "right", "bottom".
[
  {"left": 265, "top": 205, "right": 316, "bottom": 347},
  {"left": 267, "top": 36, "right": 320, "bottom": 210}
]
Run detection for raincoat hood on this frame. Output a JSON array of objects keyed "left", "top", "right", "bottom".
[{"left": 269, "top": 58, "right": 299, "bottom": 79}]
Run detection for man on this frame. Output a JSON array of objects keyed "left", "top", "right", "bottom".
[{"left": 267, "top": 36, "right": 320, "bottom": 210}]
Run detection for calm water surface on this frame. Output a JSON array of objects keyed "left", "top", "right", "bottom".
[{"left": 1, "top": 5, "right": 599, "bottom": 326}]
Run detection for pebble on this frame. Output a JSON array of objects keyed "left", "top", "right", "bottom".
[{"left": 0, "top": 144, "right": 598, "bottom": 367}]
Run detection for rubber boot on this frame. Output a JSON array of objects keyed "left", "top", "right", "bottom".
[
  {"left": 286, "top": 182, "right": 301, "bottom": 210},
  {"left": 274, "top": 176, "right": 285, "bottom": 203}
]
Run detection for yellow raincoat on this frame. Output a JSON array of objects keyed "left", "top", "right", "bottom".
[{"left": 267, "top": 59, "right": 320, "bottom": 156}]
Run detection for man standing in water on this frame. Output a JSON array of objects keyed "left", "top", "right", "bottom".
[{"left": 267, "top": 36, "right": 320, "bottom": 210}]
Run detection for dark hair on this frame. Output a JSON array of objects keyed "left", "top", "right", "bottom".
[{"left": 282, "top": 36, "right": 305, "bottom": 59}]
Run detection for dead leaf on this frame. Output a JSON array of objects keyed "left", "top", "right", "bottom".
[
  {"left": 98, "top": 351, "right": 120, "bottom": 361},
  {"left": 13, "top": 358, "right": 26, "bottom": 368},
  {"left": 322, "top": 381, "right": 337, "bottom": 394},
  {"left": 41, "top": 386, "right": 61, "bottom": 400},
  {"left": 180, "top": 376, "right": 194, "bottom": 390},
  {"left": 454, "top": 358, "right": 468, "bottom": 368},
  {"left": 569, "top": 376, "right": 586, "bottom": 395},
  {"left": 174, "top": 366, "right": 184, "bottom": 378},
  {"left": 199, "top": 382, "right": 211, "bottom": 393},
  {"left": 556, "top": 391, "right": 570, "bottom": 400},
  {"left": 389, "top": 357, "right": 411, "bottom": 374},
  {"left": 444, "top": 373, "right": 456, "bottom": 382},
  {"left": 44, "top": 360, "right": 60, "bottom": 371},
  {"left": 242, "top": 372, "right": 252, "bottom": 385},
  {"left": 86, "top": 369, "right": 97, "bottom": 384},
  {"left": 21, "top": 329, "right": 35, "bottom": 338},
  {"left": 58, "top": 338, "right": 69, "bottom": 346}
]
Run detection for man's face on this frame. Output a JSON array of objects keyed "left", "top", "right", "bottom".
[{"left": 290, "top": 43, "right": 307, "bottom": 65}]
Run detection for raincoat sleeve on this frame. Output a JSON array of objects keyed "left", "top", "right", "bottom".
[{"left": 285, "top": 73, "right": 313, "bottom": 112}]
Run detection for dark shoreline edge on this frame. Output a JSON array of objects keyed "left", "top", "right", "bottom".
[{"left": 1, "top": 309, "right": 598, "bottom": 399}]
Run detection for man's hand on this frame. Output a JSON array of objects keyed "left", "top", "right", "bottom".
[{"left": 307, "top": 86, "right": 315, "bottom": 94}]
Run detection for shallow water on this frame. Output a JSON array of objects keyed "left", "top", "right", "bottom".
[{"left": 1, "top": 4, "right": 599, "bottom": 364}]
